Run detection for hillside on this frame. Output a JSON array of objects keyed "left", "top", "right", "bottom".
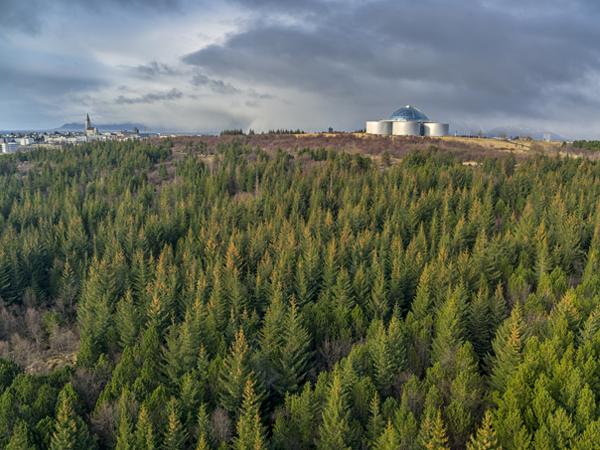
[
  {"left": 1, "top": 138, "right": 600, "bottom": 449},
  {"left": 163, "top": 132, "right": 580, "bottom": 164}
]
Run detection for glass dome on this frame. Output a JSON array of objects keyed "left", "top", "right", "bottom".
[{"left": 389, "top": 105, "right": 429, "bottom": 122}]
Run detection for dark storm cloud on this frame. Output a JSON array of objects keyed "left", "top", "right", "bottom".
[
  {"left": 115, "top": 88, "right": 184, "bottom": 104},
  {"left": 183, "top": 0, "right": 600, "bottom": 122}
]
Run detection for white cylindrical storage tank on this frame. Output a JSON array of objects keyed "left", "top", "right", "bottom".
[
  {"left": 392, "top": 121, "right": 421, "bottom": 136},
  {"left": 423, "top": 122, "right": 449, "bottom": 137},
  {"left": 366, "top": 121, "right": 379, "bottom": 134},
  {"left": 366, "top": 121, "right": 392, "bottom": 135}
]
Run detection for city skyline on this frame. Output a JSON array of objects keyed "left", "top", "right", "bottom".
[{"left": 2, "top": 0, "right": 600, "bottom": 138}]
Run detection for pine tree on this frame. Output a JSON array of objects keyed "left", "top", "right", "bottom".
[
  {"left": 77, "top": 258, "right": 113, "bottom": 367},
  {"left": 6, "top": 420, "right": 35, "bottom": 450},
  {"left": 258, "top": 285, "right": 286, "bottom": 393},
  {"left": 234, "top": 378, "right": 265, "bottom": 450},
  {"left": 331, "top": 268, "right": 354, "bottom": 336},
  {"left": 161, "top": 325, "right": 186, "bottom": 388},
  {"left": 135, "top": 405, "right": 156, "bottom": 450},
  {"left": 298, "top": 234, "right": 321, "bottom": 306},
  {"left": 573, "top": 420, "right": 600, "bottom": 450},
  {"left": 195, "top": 435, "right": 210, "bottom": 450},
  {"left": 179, "top": 372, "right": 200, "bottom": 431},
  {"left": 196, "top": 403, "right": 211, "bottom": 450},
  {"left": 431, "top": 286, "right": 466, "bottom": 370},
  {"left": 132, "top": 325, "right": 162, "bottom": 399},
  {"left": 277, "top": 298, "right": 311, "bottom": 394},
  {"left": 317, "top": 372, "right": 351, "bottom": 450},
  {"left": 163, "top": 398, "right": 188, "bottom": 450},
  {"left": 387, "top": 315, "right": 406, "bottom": 372},
  {"left": 50, "top": 384, "right": 94, "bottom": 450},
  {"left": 353, "top": 263, "right": 371, "bottom": 310},
  {"left": 373, "top": 420, "right": 401, "bottom": 450},
  {"left": 115, "top": 290, "right": 139, "bottom": 350},
  {"left": 272, "top": 383, "right": 317, "bottom": 450},
  {"left": 205, "top": 266, "right": 226, "bottom": 352},
  {"left": 369, "top": 258, "right": 389, "bottom": 320},
  {"left": 218, "top": 329, "right": 260, "bottom": 415},
  {"left": 466, "top": 410, "right": 500, "bottom": 450},
  {"left": 419, "top": 409, "right": 450, "bottom": 450},
  {"left": 405, "top": 264, "right": 435, "bottom": 376},
  {"left": 488, "top": 305, "right": 524, "bottom": 395},
  {"left": 444, "top": 343, "right": 483, "bottom": 447},
  {"left": 367, "top": 394, "right": 384, "bottom": 443},
  {"left": 394, "top": 394, "right": 419, "bottom": 450},
  {"left": 116, "top": 409, "right": 134, "bottom": 450},
  {"left": 369, "top": 320, "right": 395, "bottom": 393},
  {"left": 468, "top": 283, "right": 493, "bottom": 359},
  {"left": 58, "top": 258, "right": 79, "bottom": 314}
]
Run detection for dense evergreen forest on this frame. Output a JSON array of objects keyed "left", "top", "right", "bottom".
[{"left": 2, "top": 140, "right": 600, "bottom": 449}]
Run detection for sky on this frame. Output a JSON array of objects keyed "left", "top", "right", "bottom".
[{"left": 2, "top": 0, "right": 600, "bottom": 138}]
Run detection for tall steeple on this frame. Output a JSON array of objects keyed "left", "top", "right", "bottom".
[{"left": 85, "top": 114, "right": 92, "bottom": 130}]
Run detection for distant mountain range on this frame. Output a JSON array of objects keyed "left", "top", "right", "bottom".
[{"left": 56, "top": 122, "right": 148, "bottom": 132}]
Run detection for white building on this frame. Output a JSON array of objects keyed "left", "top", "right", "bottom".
[
  {"left": 15, "top": 137, "right": 34, "bottom": 146},
  {"left": 1, "top": 142, "right": 18, "bottom": 154},
  {"left": 366, "top": 105, "right": 449, "bottom": 137}
]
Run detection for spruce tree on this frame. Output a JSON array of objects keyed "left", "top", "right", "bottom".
[
  {"left": 115, "top": 290, "right": 139, "bottom": 350},
  {"left": 50, "top": 384, "right": 94, "bottom": 450},
  {"left": 196, "top": 403, "right": 211, "bottom": 450},
  {"left": 419, "top": 409, "right": 450, "bottom": 450},
  {"left": 258, "top": 285, "right": 286, "bottom": 393},
  {"left": 116, "top": 410, "right": 134, "bottom": 450},
  {"left": 369, "top": 320, "right": 394, "bottom": 393},
  {"left": 369, "top": 258, "right": 389, "bottom": 320},
  {"left": 135, "top": 405, "right": 156, "bottom": 450},
  {"left": 317, "top": 372, "right": 351, "bottom": 450},
  {"left": 277, "top": 298, "right": 311, "bottom": 394},
  {"left": 234, "top": 379, "right": 265, "bottom": 450},
  {"left": 431, "top": 286, "right": 466, "bottom": 370},
  {"left": 466, "top": 410, "right": 500, "bottom": 450},
  {"left": 6, "top": 420, "right": 35, "bottom": 450},
  {"left": 488, "top": 305, "right": 524, "bottom": 395},
  {"left": 218, "top": 329, "right": 260, "bottom": 415},
  {"left": 367, "top": 394, "right": 384, "bottom": 443},
  {"left": 373, "top": 420, "right": 401, "bottom": 450},
  {"left": 163, "top": 398, "right": 188, "bottom": 450}
]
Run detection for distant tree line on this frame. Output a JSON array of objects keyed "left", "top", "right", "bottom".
[
  {"left": 220, "top": 129, "right": 245, "bottom": 136},
  {"left": 221, "top": 129, "right": 305, "bottom": 136},
  {"left": 573, "top": 140, "right": 600, "bottom": 151}
]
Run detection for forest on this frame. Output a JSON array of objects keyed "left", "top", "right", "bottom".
[
  {"left": 572, "top": 141, "right": 600, "bottom": 152},
  {"left": 1, "top": 140, "right": 600, "bottom": 449}
]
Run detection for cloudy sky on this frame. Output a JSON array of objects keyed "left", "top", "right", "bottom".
[{"left": 2, "top": 0, "right": 600, "bottom": 137}]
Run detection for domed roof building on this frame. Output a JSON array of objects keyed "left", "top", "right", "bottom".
[
  {"left": 389, "top": 105, "right": 430, "bottom": 122},
  {"left": 366, "top": 105, "right": 449, "bottom": 137}
]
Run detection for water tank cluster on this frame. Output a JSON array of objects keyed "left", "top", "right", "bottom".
[{"left": 366, "top": 105, "right": 449, "bottom": 137}]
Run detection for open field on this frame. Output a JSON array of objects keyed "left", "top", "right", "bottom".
[{"left": 159, "top": 132, "right": 581, "bottom": 165}]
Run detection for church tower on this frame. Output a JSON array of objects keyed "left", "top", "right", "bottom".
[{"left": 85, "top": 114, "right": 97, "bottom": 137}]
